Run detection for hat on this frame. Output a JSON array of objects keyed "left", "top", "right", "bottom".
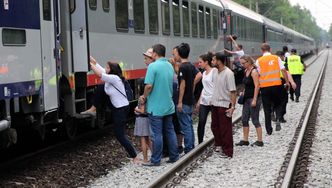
[{"left": 143, "top": 48, "right": 153, "bottom": 58}]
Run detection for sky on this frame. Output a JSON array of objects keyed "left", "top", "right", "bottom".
[{"left": 289, "top": 0, "right": 332, "bottom": 31}]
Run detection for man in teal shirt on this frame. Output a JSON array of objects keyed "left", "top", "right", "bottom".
[{"left": 140, "top": 44, "right": 179, "bottom": 166}]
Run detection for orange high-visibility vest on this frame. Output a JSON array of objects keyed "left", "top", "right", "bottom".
[{"left": 257, "top": 55, "right": 282, "bottom": 88}]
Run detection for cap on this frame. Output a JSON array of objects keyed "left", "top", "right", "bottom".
[{"left": 143, "top": 48, "right": 153, "bottom": 58}]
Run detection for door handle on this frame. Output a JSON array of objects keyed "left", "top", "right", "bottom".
[{"left": 79, "top": 28, "right": 84, "bottom": 39}]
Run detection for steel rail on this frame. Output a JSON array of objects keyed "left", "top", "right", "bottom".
[
  {"left": 281, "top": 50, "right": 328, "bottom": 188},
  {"left": 147, "top": 115, "right": 242, "bottom": 188}
]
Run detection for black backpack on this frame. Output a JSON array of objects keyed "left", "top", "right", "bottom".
[{"left": 111, "top": 79, "right": 133, "bottom": 102}]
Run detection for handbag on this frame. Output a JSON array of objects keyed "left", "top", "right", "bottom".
[{"left": 237, "top": 94, "right": 244, "bottom": 105}]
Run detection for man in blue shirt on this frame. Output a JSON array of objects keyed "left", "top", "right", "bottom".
[{"left": 140, "top": 44, "right": 179, "bottom": 166}]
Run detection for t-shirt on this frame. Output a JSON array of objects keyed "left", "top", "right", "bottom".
[
  {"left": 178, "top": 62, "right": 199, "bottom": 105},
  {"left": 233, "top": 49, "right": 244, "bottom": 62},
  {"left": 200, "top": 68, "right": 216, "bottom": 105},
  {"left": 211, "top": 67, "right": 236, "bottom": 108},
  {"left": 144, "top": 57, "right": 175, "bottom": 116}
]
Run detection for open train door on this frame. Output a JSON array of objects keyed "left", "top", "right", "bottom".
[
  {"left": 69, "top": 0, "right": 89, "bottom": 73},
  {"left": 40, "top": 0, "right": 58, "bottom": 112}
]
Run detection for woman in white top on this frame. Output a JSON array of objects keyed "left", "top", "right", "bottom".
[
  {"left": 196, "top": 52, "right": 216, "bottom": 144},
  {"left": 89, "top": 56, "right": 141, "bottom": 164}
]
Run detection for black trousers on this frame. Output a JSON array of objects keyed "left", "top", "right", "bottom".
[
  {"left": 261, "top": 85, "right": 284, "bottom": 134},
  {"left": 93, "top": 84, "right": 137, "bottom": 158},
  {"left": 290, "top": 75, "right": 302, "bottom": 98}
]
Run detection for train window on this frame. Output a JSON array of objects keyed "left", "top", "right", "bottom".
[
  {"left": 198, "top": 5, "right": 205, "bottom": 38},
  {"left": 182, "top": 1, "right": 189, "bottom": 37},
  {"left": 42, "top": 0, "right": 51, "bottom": 21},
  {"left": 70, "top": 0, "right": 76, "bottom": 13},
  {"left": 191, "top": 2, "right": 198, "bottom": 38},
  {"left": 206, "top": 8, "right": 211, "bottom": 38},
  {"left": 133, "top": 0, "right": 145, "bottom": 33},
  {"left": 161, "top": 0, "right": 170, "bottom": 35},
  {"left": 89, "top": 0, "right": 97, "bottom": 10},
  {"left": 2, "top": 29, "right": 26, "bottom": 46},
  {"left": 212, "top": 9, "right": 218, "bottom": 39},
  {"left": 149, "top": 0, "right": 158, "bottom": 34},
  {"left": 102, "top": 0, "right": 110, "bottom": 12},
  {"left": 173, "top": 0, "right": 180, "bottom": 36},
  {"left": 115, "top": 0, "right": 128, "bottom": 32}
]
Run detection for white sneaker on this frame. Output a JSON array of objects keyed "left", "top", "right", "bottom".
[{"left": 80, "top": 110, "right": 96, "bottom": 116}]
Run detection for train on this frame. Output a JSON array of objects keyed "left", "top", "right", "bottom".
[{"left": 0, "top": 0, "right": 315, "bottom": 148}]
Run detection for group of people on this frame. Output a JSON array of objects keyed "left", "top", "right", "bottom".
[
  {"left": 82, "top": 38, "right": 306, "bottom": 165},
  {"left": 233, "top": 43, "right": 305, "bottom": 148}
]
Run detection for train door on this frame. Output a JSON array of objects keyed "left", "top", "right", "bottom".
[
  {"left": 70, "top": 0, "right": 89, "bottom": 72},
  {"left": 223, "top": 10, "right": 232, "bottom": 50},
  {"left": 40, "top": 0, "right": 58, "bottom": 111}
]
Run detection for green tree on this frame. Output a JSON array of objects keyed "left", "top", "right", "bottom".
[{"left": 329, "top": 24, "right": 332, "bottom": 40}]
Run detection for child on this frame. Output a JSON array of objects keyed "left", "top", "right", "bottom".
[{"left": 134, "top": 101, "right": 151, "bottom": 162}]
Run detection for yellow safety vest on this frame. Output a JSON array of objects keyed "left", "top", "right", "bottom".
[
  {"left": 287, "top": 55, "right": 304, "bottom": 75},
  {"left": 280, "top": 61, "right": 286, "bottom": 79}
]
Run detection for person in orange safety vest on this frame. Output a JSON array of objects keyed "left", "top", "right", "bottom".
[{"left": 255, "top": 43, "right": 290, "bottom": 135}]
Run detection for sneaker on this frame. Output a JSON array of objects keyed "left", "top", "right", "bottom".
[
  {"left": 166, "top": 159, "right": 178, "bottom": 163},
  {"left": 295, "top": 97, "right": 299, "bottom": 102},
  {"left": 251, "top": 141, "right": 264, "bottom": 147},
  {"left": 214, "top": 146, "right": 221, "bottom": 152},
  {"left": 290, "top": 95, "right": 294, "bottom": 101},
  {"left": 142, "top": 162, "right": 160, "bottom": 167},
  {"left": 80, "top": 110, "right": 96, "bottom": 116},
  {"left": 279, "top": 117, "right": 287, "bottom": 123},
  {"left": 235, "top": 140, "right": 249, "bottom": 146},
  {"left": 178, "top": 146, "right": 184, "bottom": 154},
  {"left": 276, "top": 121, "right": 281, "bottom": 131}
]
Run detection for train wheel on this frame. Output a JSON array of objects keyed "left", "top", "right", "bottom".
[{"left": 64, "top": 117, "right": 77, "bottom": 140}]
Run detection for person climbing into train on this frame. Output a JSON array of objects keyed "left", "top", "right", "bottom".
[
  {"left": 224, "top": 35, "right": 245, "bottom": 85},
  {"left": 87, "top": 56, "right": 141, "bottom": 164},
  {"left": 235, "top": 55, "right": 263, "bottom": 147},
  {"left": 195, "top": 52, "right": 216, "bottom": 144},
  {"left": 210, "top": 52, "right": 237, "bottom": 158}
]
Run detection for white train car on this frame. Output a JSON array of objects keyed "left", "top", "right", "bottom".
[{"left": 0, "top": 0, "right": 315, "bottom": 148}]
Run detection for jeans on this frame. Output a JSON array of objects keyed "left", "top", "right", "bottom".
[
  {"left": 112, "top": 105, "right": 137, "bottom": 158},
  {"left": 197, "top": 105, "right": 211, "bottom": 144},
  {"left": 177, "top": 104, "right": 195, "bottom": 153},
  {"left": 149, "top": 114, "right": 179, "bottom": 164}
]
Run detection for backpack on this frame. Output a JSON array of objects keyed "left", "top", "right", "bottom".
[
  {"left": 122, "top": 80, "right": 133, "bottom": 101},
  {"left": 111, "top": 79, "right": 133, "bottom": 102}
]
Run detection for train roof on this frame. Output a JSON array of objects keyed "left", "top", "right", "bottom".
[
  {"left": 202, "top": 0, "right": 224, "bottom": 8},
  {"left": 263, "top": 17, "right": 283, "bottom": 32},
  {"left": 221, "top": 0, "right": 264, "bottom": 23}
]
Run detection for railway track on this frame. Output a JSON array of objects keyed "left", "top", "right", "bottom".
[
  {"left": 144, "top": 52, "right": 327, "bottom": 188},
  {"left": 277, "top": 50, "right": 328, "bottom": 187}
]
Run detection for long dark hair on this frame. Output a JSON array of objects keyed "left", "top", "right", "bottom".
[
  {"left": 106, "top": 61, "right": 124, "bottom": 80},
  {"left": 199, "top": 52, "right": 213, "bottom": 67}
]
